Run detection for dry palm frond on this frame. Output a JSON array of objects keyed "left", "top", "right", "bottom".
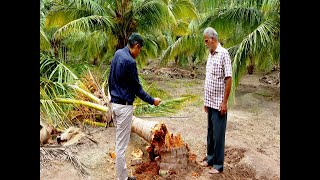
[
  {"left": 40, "top": 146, "right": 89, "bottom": 177},
  {"left": 80, "top": 72, "right": 98, "bottom": 95}
]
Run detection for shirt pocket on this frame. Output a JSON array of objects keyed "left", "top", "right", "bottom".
[{"left": 212, "top": 61, "right": 223, "bottom": 78}]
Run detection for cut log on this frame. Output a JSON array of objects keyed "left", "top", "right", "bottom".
[
  {"left": 131, "top": 116, "right": 190, "bottom": 172},
  {"left": 131, "top": 116, "right": 168, "bottom": 151}
]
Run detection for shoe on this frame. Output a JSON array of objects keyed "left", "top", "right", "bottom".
[
  {"left": 200, "top": 161, "right": 209, "bottom": 167},
  {"left": 208, "top": 168, "right": 221, "bottom": 174},
  {"left": 127, "top": 176, "right": 136, "bottom": 180}
]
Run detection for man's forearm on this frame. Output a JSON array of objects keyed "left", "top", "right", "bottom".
[{"left": 223, "top": 77, "right": 232, "bottom": 103}]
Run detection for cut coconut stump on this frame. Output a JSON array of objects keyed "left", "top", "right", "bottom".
[{"left": 131, "top": 116, "right": 190, "bottom": 173}]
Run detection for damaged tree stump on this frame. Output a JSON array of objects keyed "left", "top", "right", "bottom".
[{"left": 131, "top": 116, "right": 190, "bottom": 173}]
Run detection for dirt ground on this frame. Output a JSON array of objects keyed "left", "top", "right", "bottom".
[{"left": 40, "top": 66, "right": 280, "bottom": 180}]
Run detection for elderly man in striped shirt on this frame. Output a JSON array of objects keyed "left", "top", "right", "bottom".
[{"left": 200, "top": 27, "right": 232, "bottom": 174}]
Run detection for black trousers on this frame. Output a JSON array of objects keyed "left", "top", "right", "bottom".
[{"left": 206, "top": 107, "right": 227, "bottom": 172}]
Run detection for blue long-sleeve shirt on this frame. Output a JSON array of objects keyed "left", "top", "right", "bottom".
[{"left": 108, "top": 45, "right": 154, "bottom": 105}]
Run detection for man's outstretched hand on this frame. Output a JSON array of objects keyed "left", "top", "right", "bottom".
[{"left": 154, "top": 97, "right": 161, "bottom": 106}]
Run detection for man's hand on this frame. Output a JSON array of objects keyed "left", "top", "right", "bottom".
[
  {"left": 204, "top": 106, "right": 208, "bottom": 113},
  {"left": 154, "top": 98, "right": 161, "bottom": 106},
  {"left": 219, "top": 102, "right": 227, "bottom": 116}
]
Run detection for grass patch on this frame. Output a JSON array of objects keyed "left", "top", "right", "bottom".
[{"left": 255, "top": 89, "right": 272, "bottom": 97}]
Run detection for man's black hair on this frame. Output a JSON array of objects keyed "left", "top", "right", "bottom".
[{"left": 128, "top": 33, "right": 144, "bottom": 48}]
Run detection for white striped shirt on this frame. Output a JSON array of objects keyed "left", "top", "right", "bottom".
[{"left": 204, "top": 44, "right": 232, "bottom": 110}]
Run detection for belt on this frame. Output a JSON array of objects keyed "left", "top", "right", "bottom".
[{"left": 111, "top": 100, "right": 133, "bottom": 105}]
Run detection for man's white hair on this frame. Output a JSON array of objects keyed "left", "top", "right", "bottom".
[{"left": 203, "top": 27, "right": 218, "bottom": 40}]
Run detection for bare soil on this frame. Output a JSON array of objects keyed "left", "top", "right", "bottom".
[{"left": 40, "top": 66, "right": 280, "bottom": 180}]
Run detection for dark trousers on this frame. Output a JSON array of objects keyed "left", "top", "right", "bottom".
[{"left": 206, "top": 107, "right": 227, "bottom": 172}]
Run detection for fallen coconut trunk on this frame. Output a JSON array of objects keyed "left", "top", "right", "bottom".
[
  {"left": 131, "top": 116, "right": 168, "bottom": 151},
  {"left": 131, "top": 116, "right": 190, "bottom": 173}
]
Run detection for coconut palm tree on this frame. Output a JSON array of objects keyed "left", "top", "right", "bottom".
[
  {"left": 160, "top": 0, "right": 280, "bottom": 103},
  {"left": 42, "top": 0, "right": 198, "bottom": 67}
]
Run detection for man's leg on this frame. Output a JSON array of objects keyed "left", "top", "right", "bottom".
[
  {"left": 113, "top": 103, "right": 133, "bottom": 180},
  {"left": 211, "top": 109, "right": 227, "bottom": 172},
  {"left": 206, "top": 107, "right": 214, "bottom": 166}
]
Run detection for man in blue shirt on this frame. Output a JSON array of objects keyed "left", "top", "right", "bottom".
[{"left": 108, "top": 33, "right": 161, "bottom": 180}]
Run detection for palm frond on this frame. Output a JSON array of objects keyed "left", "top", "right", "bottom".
[
  {"left": 261, "top": 0, "right": 280, "bottom": 15},
  {"left": 160, "top": 33, "right": 205, "bottom": 65},
  {"left": 40, "top": 77, "right": 71, "bottom": 99},
  {"left": 169, "top": 0, "right": 198, "bottom": 21},
  {"left": 137, "top": 34, "right": 160, "bottom": 67},
  {"left": 45, "top": 5, "right": 80, "bottom": 29},
  {"left": 200, "top": 6, "right": 263, "bottom": 34},
  {"left": 55, "top": 98, "right": 109, "bottom": 112},
  {"left": 40, "top": 147, "right": 89, "bottom": 177},
  {"left": 68, "top": 0, "right": 106, "bottom": 15},
  {"left": 134, "top": 95, "right": 197, "bottom": 116},
  {"left": 53, "top": 15, "right": 114, "bottom": 40},
  {"left": 193, "top": 0, "right": 225, "bottom": 13},
  {"left": 45, "top": 0, "right": 106, "bottom": 29},
  {"left": 172, "top": 20, "right": 190, "bottom": 36},
  {"left": 135, "top": 0, "right": 174, "bottom": 31},
  {"left": 40, "top": 87, "right": 73, "bottom": 129},
  {"left": 227, "top": 18, "right": 279, "bottom": 104},
  {"left": 223, "top": 7, "right": 263, "bottom": 27},
  {"left": 40, "top": 57, "right": 79, "bottom": 83},
  {"left": 40, "top": 27, "right": 51, "bottom": 51}
]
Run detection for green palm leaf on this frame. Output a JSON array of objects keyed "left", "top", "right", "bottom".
[
  {"left": 40, "top": 27, "right": 51, "bottom": 51},
  {"left": 68, "top": 0, "right": 106, "bottom": 15},
  {"left": 40, "top": 86, "right": 72, "bottom": 129},
  {"left": 40, "top": 54, "right": 79, "bottom": 83},
  {"left": 135, "top": 0, "right": 170, "bottom": 31},
  {"left": 228, "top": 18, "right": 279, "bottom": 104},
  {"left": 53, "top": 15, "right": 114, "bottom": 40},
  {"left": 160, "top": 33, "right": 205, "bottom": 65}
]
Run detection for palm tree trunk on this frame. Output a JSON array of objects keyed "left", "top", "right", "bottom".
[
  {"left": 247, "top": 54, "right": 255, "bottom": 75},
  {"left": 131, "top": 117, "right": 168, "bottom": 148},
  {"left": 93, "top": 57, "right": 98, "bottom": 65},
  {"left": 191, "top": 56, "right": 196, "bottom": 78},
  {"left": 131, "top": 116, "right": 186, "bottom": 160}
]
